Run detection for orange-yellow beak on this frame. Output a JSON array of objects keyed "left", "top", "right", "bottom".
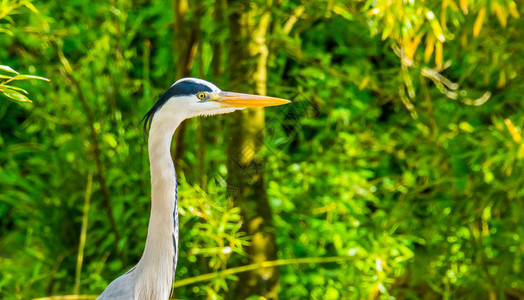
[{"left": 212, "top": 91, "right": 291, "bottom": 107}]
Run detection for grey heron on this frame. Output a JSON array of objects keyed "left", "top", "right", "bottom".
[{"left": 97, "top": 78, "right": 290, "bottom": 299}]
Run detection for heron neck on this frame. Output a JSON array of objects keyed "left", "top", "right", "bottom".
[{"left": 136, "top": 112, "right": 184, "bottom": 299}]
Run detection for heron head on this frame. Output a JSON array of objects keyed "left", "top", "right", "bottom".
[{"left": 140, "top": 77, "right": 290, "bottom": 133}]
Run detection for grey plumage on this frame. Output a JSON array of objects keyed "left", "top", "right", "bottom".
[
  {"left": 98, "top": 268, "right": 137, "bottom": 299},
  {"left": 96, "top": 78, "right": 289, "bottom": 300}
]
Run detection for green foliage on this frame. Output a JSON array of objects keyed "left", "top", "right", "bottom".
[
  {"left": 0, "top": 0, "right": 49, "bottom": 103},
  {"left": 0, "top": 66, "right": 49, "bottom": 102},
  {"left": 1, "top": 0, "right": 523, "bottom": 299}
]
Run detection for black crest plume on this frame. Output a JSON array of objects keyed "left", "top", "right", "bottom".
[{"left": 137, "top": 80, "right": 214, "bottom": 134}]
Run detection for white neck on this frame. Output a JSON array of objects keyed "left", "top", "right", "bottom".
[{"left": 134, "top": 110, "right": 184, "bottom": 299}]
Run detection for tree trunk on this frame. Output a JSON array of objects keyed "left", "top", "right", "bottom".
[
  {"left": 226, "top": 1, "right": 279, "bottom": 299},
  {"left": 172, "top": 0, "right": 200, "bottom": 176}
]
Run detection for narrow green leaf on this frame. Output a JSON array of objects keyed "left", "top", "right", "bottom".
[
  {"left": 14, "top": 74, "right": 50, "bottom": 81},
  {"left": 2, "top": 85, "right": 28, "bottom": 94},
  {"left": 0, "top": 65, "right": 19, "bottom": 74},
  {"left": 0, "top": 28, "right": 15, "bottom": 37},
  {"left": 1, "top": 89, "right": 31, "bottom": 102},
  {"left": 23, "top": 2, "right": 41, "bottom": 14},
  {"left": 0, "top": 74, "right": 13, "bottom": 79}
]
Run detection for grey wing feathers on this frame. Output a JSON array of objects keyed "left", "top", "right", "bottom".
[{"left": 97, "top": 268, "right": 136, "bottom": 300}]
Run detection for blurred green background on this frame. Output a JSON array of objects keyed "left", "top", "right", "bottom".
[{"left": 1, "top": 0, "right": 523, "bottom": 299}]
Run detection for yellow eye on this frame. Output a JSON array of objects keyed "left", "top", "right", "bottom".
[{"left": 197, "top": 92, "right": 206, "bottom": 100}]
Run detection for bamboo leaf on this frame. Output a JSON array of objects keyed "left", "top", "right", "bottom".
[
  {"left": 23, "top": 2, "right": 40, "bottom": 14},
  {"left": 473, "top": 8, "right": 486, "bottom": 37},
  {"left": 446, "top": 0, "right": 459, "bottom": 12},
  {"left": 14, "top": 74, "right": 50, "bottom": 81},
  {"left": 504, "top": 118, "right": 521, "bottom": 143},
  {"left": 424, "top": 35, "right": 435, "bottom": 63},
  {"left": 508, "top": 1, "right": 519, "bottom": 18},
  {"left": 493, "top": 2, "right": 507, "bottom": 27},
  {"left": 435, "top": 41, "right": 443, "bottom": 69},
  {"left": 381, "top": 24, "right": 393, "bottom": 41},
  {"left": 1, "top": 89, "right": 31, "bottom": 102},
  {"left": 441, "top": 0, "right": 448, "bottom": 32},
  {"left": 0, "top": 27, "right": 14, "bottom": 36},
  {"left": 460, "top": 32, "right": 468, "bottom": 47},
  {"left": 518, "top": 143, "right": 524, "bottom": 159},
  {"left": 0, "top": 65, "right": 19, "bottom": 74},
  {"left": 497, "top": 69, "right": 506, "bottom": 88},
  {"left": 460, "top": 0, "right": 468, "bottom": 14},
  {"left": 358, "top": 77, "right": 370, "bottom": 90},
  {"left": 3, "top": 85, "right": 28, "bottom": 94},
  {"left": 403, "top": 34, "right": 422, "bottom": 62},
  {"left": 425, "top": 10, "right": 446, "bottom": 42}
]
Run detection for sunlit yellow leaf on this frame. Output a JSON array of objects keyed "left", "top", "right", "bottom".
[
  {"left": 460, "top": 0, "right": 468, "bottom": 14},
  {"left": 473, "top": 7, "right": 486, "bottom": 37},
  {"left": 425, "top": 10, "right": 435, "bottom": 20},
  {"left": 459, "top": 122, "right": 474, "bottom": 133},
  {"left": 504, "top": 118, "right": 521, "bottom": 143},
  {"left": 369, "top": 8, "right": 381, "bottom": 15},
  {"left": 382, "top": 24, "right": 393, "bottom": 40},
  {"left": 446, "top": 0, "right": 459, "bottom": 12},
  {"left": 376, "top": 257, "right": 384, "bottom": 272},
  {"left": 518, "top": 143, "right": 524, "bottom": 159},
  {"left": 312, "top": 202, "right": 336, "bottom": 214},
  {"left": 386, "top": 11, "right": 394, "bottom": 26},
  {"left": 402, "top": 37, "right": 412, "bottom": 59},
  {"left": 358, "top": 77, "right": 370, "bottom": 90},
  {"left": 441, "top": 1, "right": 448, "bottom": 32},
  {"left": 508, "top": 1, "right": 520, "bottom": 18},
  {"left": 403, "top": 34, "right": 422, "bottom": 62},
  {"left": 493, "top": 2, "right": 507, "bottom": 27},
  {"left": 23, "top": 2, "right": 40, "bottom": 14},
  {"left": 23, "top": 2, "right": 50, "bottom": 31},
  {"left": 424, "top": 35, "right": 435, "bottom": 62},
  {"left": 333, "top": 234, "right": 342, "bottom": 250},
  {"left": 435, "top": 41, "right": 443, "bottom": 69},
  {"left": 381, "top": 13, "right": 395, "bottom": 40},
  {"left": 425, "top": 9, "right": 445, "bottom": 42}
]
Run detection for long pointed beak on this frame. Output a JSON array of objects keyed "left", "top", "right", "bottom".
[{"left": 213, "top": 91, "right": 291, "bottom": 107}]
